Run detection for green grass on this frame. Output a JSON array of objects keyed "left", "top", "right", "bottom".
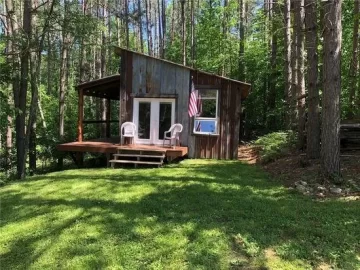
[{"left": 0, "top": 160, "right": 359, "bottom": 269}]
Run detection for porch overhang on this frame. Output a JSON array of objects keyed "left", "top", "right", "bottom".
[{"left": 76, "top": 75, "right": 121, "bottom": 100}]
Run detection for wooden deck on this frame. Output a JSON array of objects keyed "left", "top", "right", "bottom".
[{"left": 57, "top": 137, "right": 188, "bottom": 159}]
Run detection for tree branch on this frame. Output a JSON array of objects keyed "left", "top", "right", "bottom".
[{"left": 32, "top": 0, "right": 50, "bottom": 12}]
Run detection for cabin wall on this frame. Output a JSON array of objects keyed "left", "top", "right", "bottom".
[
  {"left": 120, "top": 50, "right": 190, "bottom": 146},
  {"left": 189, "top": 71, "right": 243, "bottom": 160},
  {"left": 119, "top": 50, "right": 244, "bottom": 159}
]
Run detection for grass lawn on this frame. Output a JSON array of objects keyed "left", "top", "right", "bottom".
[{"left": 0, "top": 160, "right": 359, "bottom": 269}]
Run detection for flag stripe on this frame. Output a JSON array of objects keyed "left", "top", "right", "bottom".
[{"left": 188, "top": 81, "right": 198, "bottom": 117}]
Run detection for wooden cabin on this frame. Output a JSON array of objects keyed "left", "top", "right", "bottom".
[{"left": 57, "top": 48, "right": 251, "bottom": 166}]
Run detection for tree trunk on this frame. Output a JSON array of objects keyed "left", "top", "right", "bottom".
[
  {"left": 4, "top": 0, "right": 16, "bottom": 174},
  {"left": 290, "top": 0, "right": 298, "bottom": 130},
  {"left": 125, "top": 0, "right": 129, "bottom": 48},
  {"left": 156, "top": 0, "right": 162, "bottom": 57},
  {"left": 38, "top": 97, "right": 47, "bottom": 129},
  {"left": 238, "top": 0, "right": 245, "bottom": 81},
  {"left": 27, "top": 0, "right": 55, "bottom": 175},
  {"left": 161, "top": 0, "right": 166, "bottom": 57},
  {"left": 305, "top": 0, "right": 320, "bottom": 159},
  {"left": 16, "top": 0, "right": 32, "bottom": 179},
  {"left": 29, "top": 94, "right": 37, "bottom": 175},
  {"left": 284, "top": 0, "right": 291, "bottom": 128},
  {"left": 348, "top": 0, "right": 360, "bottom": 119},
  {"left": 181, "top": 0, "right": 186, "bottom": 65},
  {"left": 58, "top": 15, "right": 70, "bottom": 167},
  {"left": 295, "top": 0, "right": 306, "bottom": 149},
  {"left": 28, "top": 0, "right": 39, "bottom": 175},
  {"left": 138, "top": 0, "right": 144, "bottom": 53},
  {"left": 221, "top": 0, "right": 228, "bottom": 76},
  {"left": 59, "top": 39, "right": 69, "bottom": 139},
  {"left": 190, "top": 0, "right": 195, "bottom": 67},
  {"left": 100, "top": 2, "right": 107, "bottom": 137},
  {"left": 145, "top": 0, "right": 153, "bottom": 55},
  {"left": 29, "top": 55, "right": 37, "bottom": 176},
  {"left": 267, "top": 0, "right": 277, "bottom": 130},
  {"left": 6, "top": 98, "right": 13, "bottom": 174},
  {"left": 170, "top": 0, "right": 175, "bottom": 45},
  {"left": 321, "top": 0, "right": 342, "bottom": 180}
]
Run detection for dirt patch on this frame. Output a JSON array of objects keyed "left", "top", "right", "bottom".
[{"left": 238, "top": 145, "right": 261, "bottom": 165}]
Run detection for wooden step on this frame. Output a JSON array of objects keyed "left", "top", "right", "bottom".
[
  {"left": 116, "top": 148, "right": 166, "bottom": 153},
  {"left": 109, "top": 159, "right": 163, "bottom": 165},
  {"left": 113, "top": 153, "right": 165, "bottom": 159}
]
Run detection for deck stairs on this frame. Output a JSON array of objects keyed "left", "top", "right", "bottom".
[{"left": 109, "top": 148, "right": 166, "bottom": 168}]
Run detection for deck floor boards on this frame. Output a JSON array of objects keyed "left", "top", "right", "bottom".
[{"left": 57, "top": 137, "right": 188, "bottom": 159}]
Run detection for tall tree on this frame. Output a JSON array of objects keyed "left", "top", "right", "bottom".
[
  {"left": 180, "top": 0, "right": 186, "bottom": 65},
  {"left": 28, "top": 0, "right": 38, "bottom": 175},
  {"left": 58, "top": 0, "right": 71, "bottom": 167},
  {"left": 267, "top": 0, "right": 277, "bottom": 129},
  {"left": 348, "top": 0, "right": 360, "bottom": 119},
  {"left": 145, "top": 0, "right": 153, "bottom": 55},
  {"left": 305, "top": 0, "right": 320, "bottom": 159},
  {"left": 16, "top": 0, "right": 32, "bottom": 179},
  {"left": 221, "top": 0, "right": 229, "bottom": 76},
  {"left": 4, "top": 0, "right": 18, "bottom": 173},
  {"left": 27, "top": 0, "right": 55, "bottom": 175},
  {"left": 295, "top": 0, "right": 306, "bottom": 149},
  {"left": 161, "top": 0, "right": 166, "bottom": 57},
  {"left": 290, "top": 0, "right": 298, "bottom": 129},
  {"left": 284, "top": 0, "right": 291, "bottom": 128},
  {"left": 321, "top": 0, "right": 342, "bottom": 180},
  {"left": 137, "top": 0, "right": 144, "bottom": 53},
  {"left": 238, "top": 0, "right": 245, "bottom": 81},
  {"left": 190, "top": 0, "right": 195, "bottom": 67},
  {"left": 125, "top": 0, "right": 129, "bottom": 48}
]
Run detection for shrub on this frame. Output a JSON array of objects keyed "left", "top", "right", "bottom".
[{"left": 253, "top": 131, "right": 297, "bottom": 163}]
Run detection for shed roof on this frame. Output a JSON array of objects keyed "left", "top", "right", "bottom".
[
  {"left": 76, "top": 48, "right": 251, "bottom": 100},
  {"left": 114, "top": 47, "right": 251, "bottom": 93}
]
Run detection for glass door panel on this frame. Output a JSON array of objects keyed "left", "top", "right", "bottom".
[
  {"left": 158, "top": 103, "right": 172, "bottom": 140},
  {"left": 133, "top": 98, "right": 175, "bottom": 145},
  {"left": 138, "top": 102, "right": 151, "bottom": 139}
]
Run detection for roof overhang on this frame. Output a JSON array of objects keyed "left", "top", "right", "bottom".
[
  {"left": 114, "top": 47, "right": 251, "bottom": 100},
  {"left": 76, "top": 75, "right": 121, "bottom": 100}
]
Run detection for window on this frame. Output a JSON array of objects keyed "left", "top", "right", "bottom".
[{"left": 193, "top": 89, "right": 219, "bottom": 135}]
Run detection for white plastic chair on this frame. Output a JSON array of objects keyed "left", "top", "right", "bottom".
[
  {"left": 163, "top": 124, "right": 183, "bottom": 148},
  {"left": 121, "top": 122, "right": 136, "bottom": 145}
]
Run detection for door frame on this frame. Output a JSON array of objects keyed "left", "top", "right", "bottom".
[{"left": 133, "top": 98, "right": 176, "bottom": 145}]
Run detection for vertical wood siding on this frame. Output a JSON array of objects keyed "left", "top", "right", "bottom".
[
  {"left": 119, "top": 50, "right": 245, "bottom": 159},
  {"left": 129, "top": 53, "right": 190, "bottom": 146},
  {"left": 190, "top": 71, "right": 243, "bottom": 160}
]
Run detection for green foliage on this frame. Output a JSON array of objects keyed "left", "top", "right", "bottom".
[
  {"left": 254, "top": 131, "right": 297, "bottom": 163},
  {"left": 1, "top": 160, "right": 359, "bottom": 269},
  {"left": 0, "top": 40, "right": 11, "bottom": 85}
]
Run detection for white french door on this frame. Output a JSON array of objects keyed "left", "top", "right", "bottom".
[{"left": 133, "top": 98, "right": 175, "bottom": 145}]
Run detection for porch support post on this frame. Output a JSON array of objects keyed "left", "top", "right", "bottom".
[
  {"left": 106, "top": 98, "right": 111, "bottom": 138},
  {"left": 78, "top": 88, "right": 84, "bottom": 142}
]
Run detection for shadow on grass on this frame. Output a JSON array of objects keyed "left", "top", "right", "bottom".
[{"left": 1, "top": 161, "right": 359, "bottom": 269}]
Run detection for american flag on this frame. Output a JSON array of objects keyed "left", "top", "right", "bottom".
[{"left": 188, "top": 81, "right": 202, "bottom": 117}]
